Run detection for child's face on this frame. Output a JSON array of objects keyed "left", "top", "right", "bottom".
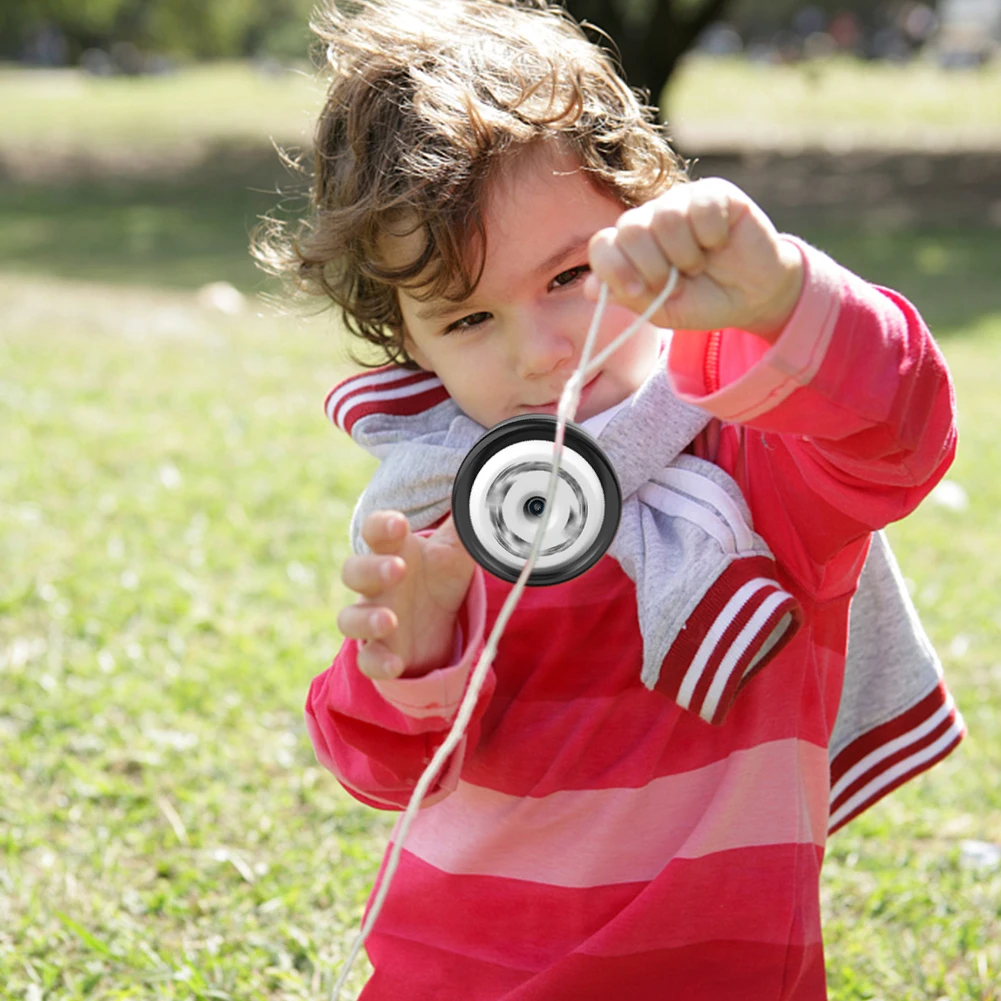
[{"left": 387, "top": 145, "right": 663, "bottom": 428}]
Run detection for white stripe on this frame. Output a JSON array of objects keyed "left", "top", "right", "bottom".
[
  {"left": 828, "top": 716, "right": 964, "bottom": 831},
  {"left": 656, "top": 466, "right": 756, "bottom": 552},
  {"left": 325, "top": 369, "right": 438, "bottom": 424},
  {"left": 676, "top": 578, "right": 774, "bottom": 708},
  {"left": 325, "top": 367, "right": 419, "bottom": 418},
  {"left": 637, "top": 481, "right": 738, "bottom": 551},
  {"left": 333, "top": 377, "right": 443, "bottom": 429},
  {"left": 701, "top": 590, "right": 791, "bottom": 721},
  {"left": 829, "top": 695, "right": 955, "bottom": 804}
]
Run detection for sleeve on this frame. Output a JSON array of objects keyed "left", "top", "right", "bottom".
[
  {"left": 668, "top": 237, "right": 957, "bottom": 594},
  {"left": 304, "top": 568, "right": 492, "bottom": 810}
]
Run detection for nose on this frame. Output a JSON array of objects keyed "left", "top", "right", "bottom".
[{"left": 512, "top": 313, "right": 574, "bottom": 380}]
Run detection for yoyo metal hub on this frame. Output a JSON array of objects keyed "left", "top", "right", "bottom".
[{"left": 451, "top": 415, "right": 621, "bottom": 586}]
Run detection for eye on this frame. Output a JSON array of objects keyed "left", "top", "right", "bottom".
[
  {"left": 444, "top": 311, "right": 492, "bottom": 334},
  {"left": 549, "top": 264, "right": 590, "bottom": 290}
]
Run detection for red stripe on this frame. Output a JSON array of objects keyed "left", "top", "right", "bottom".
[
  {"left": 830, "top": 711, "right": 959, "bottom": 816},
  {"left": 654, "top": 555, "right": 778, "bottom": 704},
  {"left": 323, "top": 364, "right": 399, "bottom": 423},
  {"left": 340, "top": 384, "right": 451, "bottom": 434},
  {"left": 828, "top": 726, "right": 964, "bottom": 834},
  {"left": 329, "top": 369, "right": 441, "bottom": 430},
  {"left": 362, "top": 845, "right": 825, "bottom": 1000},
  {"left": 504, "top": 941, "right": 826, "bottom": 1001},
  {"left": 687, "top": 581, "right": 785, "bottom": 720},
  {"left": 829, "top": 679, "right": 954, "bottom": 785},
  {"left": 364, "top": 938, "right": 827, "bottom": 1001},
  {"left": 686, "top": 593, "right": 764, "bottom": 719},
  {"left": 705, "top": 592, "right": 801, "bottom": 725},
  {"left": 654, "top": 555, "right": 801, "bottom": 725}
]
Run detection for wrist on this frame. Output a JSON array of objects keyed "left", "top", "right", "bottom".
[
  {"left": 399, "top": 618, "right": 463, "bottom": 678},
  {"left": 743, "top": 239, "right": 805, "bottom": 345}
]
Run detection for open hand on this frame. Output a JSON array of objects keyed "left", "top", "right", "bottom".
[
  {"left": 586, "top": 178, "right": 805, "bottom": 344},
  {"left": 337, "top": 511, "right": 476, "bottom": 681}
]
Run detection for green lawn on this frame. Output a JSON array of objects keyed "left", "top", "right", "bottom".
[
  {"left": 666, "top": 54, "right": 1001, "bottom": 149},
  {"left": 2, "top": 55, "right": 1000, "bottom": 1001},
  {"left": 3, "top": 255, "right": 1000, "bottom": 1000},
  {"left": 2, "top": 57, "right": 1001, "bottom": 157},
  {"left": 0, "top": 63, "right": 324, "bottom": 153}
]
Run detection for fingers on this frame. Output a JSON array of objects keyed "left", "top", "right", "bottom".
[
  {"left": 337, "top": 603, "right": 405, "bottom": 679},
  {"left": 337, "top": 601, "right": 397, "bottom": 642},
  {"left": 360, "top": 509, "right": 410, "bottom": 554},
  {"left": 687, "top": 183, "right": 732, "bottom": 251},
  {"left": 359, "top": 641, "right": 404, "bottom": 680},
  {"left": 589, "top": 179, "right": 737, "bottom": 300},
  {"left": 342, "top": 552, "right": 406, "bottom": 597},
  {"left": 339, "top": 510, "right": 411, "bottom": 679}
]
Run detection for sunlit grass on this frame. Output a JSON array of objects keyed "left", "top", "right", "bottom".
[
  {"left": 0, "top": 62, "right": 325, "bottom": 155},
  {"left": 667, "top": 54, "right": 1001, "bottom": 149},
  {"left": 1, "top": 267, "right": 999, "bottom": 999},
  {"left": 2, "top": 56, "right": 1001, "bottom": 161},
  {"left": 0, "top": 274, "right": 381, "bottom": 999}
]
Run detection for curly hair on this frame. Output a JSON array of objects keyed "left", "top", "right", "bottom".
[{"left": 253, "top": 0, "right": 687, "bottom": 368}]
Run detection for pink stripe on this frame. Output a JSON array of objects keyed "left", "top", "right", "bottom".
[
  {"left": 400, "top": 738, "right": 828, "bottom": 887},
  {"left": 373, "top": 644, "right": 473, "bottom": 721}
]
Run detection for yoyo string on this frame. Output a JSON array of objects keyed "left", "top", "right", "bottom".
[{"left": 329, "top": 268, "right": 679, "bottom": 1000}]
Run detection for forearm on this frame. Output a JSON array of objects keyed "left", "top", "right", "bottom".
[{"left": 669, "top": 238, "right": 957, "bottom": 517}]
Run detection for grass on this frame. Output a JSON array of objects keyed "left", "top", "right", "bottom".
[
  {"left": 666, "top": 54, "right": 1001, "bottom": 149},
  {"left": 0, "top": 275, "right": 385, "bottom": 999},
  {"left": 0, "top": 165, "right": 296, "bottom": 293},
  {"left": 0, "top": 62, "right": 324, "bottom": 155},
  {"left": 2, "top": 58, "right": 1001, "bottom": 158},
  {"left": 3, "top": 256, "right": 1000, "bottom": 1000},
  {"left": 1, "top": 53, "right": 1000, "bottom": 1001}
]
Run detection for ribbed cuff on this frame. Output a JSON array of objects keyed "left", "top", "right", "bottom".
[
  {"left": 828, "top": 679, "right": 965, "bottom": 833},
  {"left": 667, "top": 237, "right": 843, "bottom": 421},
  {"left": 654, "top": 555, "right": 802, "bottom": 726}
]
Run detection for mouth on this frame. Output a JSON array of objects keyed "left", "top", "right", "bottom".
[{"left": 522, "top": 373, "right": 601, "bottom": 416}]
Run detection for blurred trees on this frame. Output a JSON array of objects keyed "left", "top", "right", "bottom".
[
  {"left": 5, "top": 0, "right": 738, "bottom": 90},
  {"left": 565, "top": 0, "right": 734, "bottom": 101},
  {"left": 2, "top": 0, "right": 933, "bottom": 81},
  {"left": 2, "top": 0, "right": 316, "bottom": 64}
]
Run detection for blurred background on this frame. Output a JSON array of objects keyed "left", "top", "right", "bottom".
[{"left": 2, "top": 2, "right": 1000, "bottom": 999}]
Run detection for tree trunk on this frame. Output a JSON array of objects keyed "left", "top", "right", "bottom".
[{"left": 564, "top": 0, "right": 734, "bottom": 106}]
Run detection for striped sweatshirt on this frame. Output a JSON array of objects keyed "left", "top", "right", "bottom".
[{"left": 307, "top": 241, "right": 961, "bottom": 1000}]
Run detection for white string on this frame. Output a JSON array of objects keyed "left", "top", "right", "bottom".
[{"left": 329, "top": 269, "right": 679, "bottom": 1000}]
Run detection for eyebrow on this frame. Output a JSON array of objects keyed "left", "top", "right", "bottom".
[{"left": 413, "top": 235, "right": 592, "bottom": 322}]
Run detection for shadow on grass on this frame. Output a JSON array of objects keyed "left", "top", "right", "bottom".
[
  {"left": 0, "top": 147, "right": 311, "bottom": 294},
  {"left": 795, "top": 225, "right": 1001, "bottom": 336},
  {"left": 1, "top": 144, "right": 999, "bottom": 334}
]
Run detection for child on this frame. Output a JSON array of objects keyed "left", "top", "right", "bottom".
[{"left": 257, "top": 1, "right": 963, "bottom": 997}]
